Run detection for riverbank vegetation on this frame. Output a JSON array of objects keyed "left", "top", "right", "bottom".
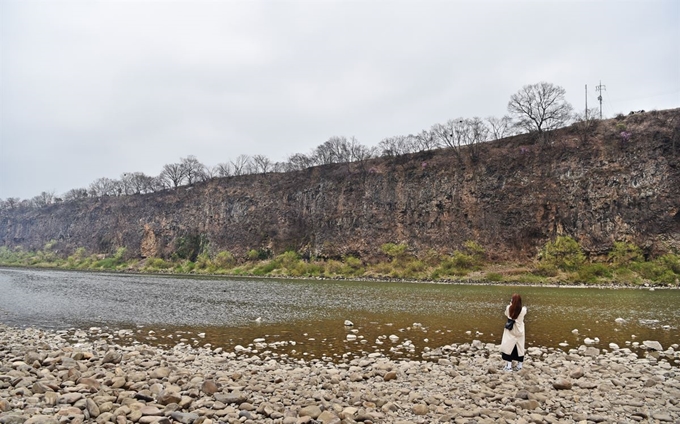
[{"left": 1, "top": 236, "right": 678, "bottom": 286}]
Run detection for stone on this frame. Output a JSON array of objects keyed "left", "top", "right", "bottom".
[
  {"left": 317, "top": 410, "right": 340, "bottom": 424},
  {"left": 0, "top": 399, "right": 10, "bottom": 412},
  {"left": 299, "top": 405, "right": 322, "bottom": 418},
  {"left": 652, "top": 412, "right": 674, "bottom": 422},
  {"left": 214, "top": 392, "right": 247, "bottom": 405},
  {"left": 24, "top": 416, "right": 58, "bottom": 424},
  {"left": 412, "top": 404, "right": 429, "bottom": 415},
  {"left": 201, "top": 380, "right": 219, "bottom": 395},
  {"left": 553, "top": 378, "right": 572, "bottom": 390},
  {"left": 569, "top": 367, "right": 584, "bottom": 379},
  {"left": 139, "top": 406, "right": 163, "bottom": 416},
  {"left": 170, "top": 412, "right": 199, "bottom": 424},
  {"left": 383, "top": 371, "right": 397, "bottom": 381},
  {"left": 516, "top": 400, "right": 540, "bottom": 410},
  {"left": 101, "top": 351, "right": 122, "bottom": 365},
  {"left": 58, "top": 393, "right": 83, "bottom": 405},
  {"left": 584, "top": 347, "right": 600, "bottom": 357},
  {"left": 157, "top": 390, "right": 181, "bottom": 406},
  {"left": 85, "top": 398, "right": 100, "bottom": 418},
  {"left": 149, "top": 367, "right": 171, "bottom": 379},
  {"left": 643, "top": 341, "right": 663, "bottom": 351}
]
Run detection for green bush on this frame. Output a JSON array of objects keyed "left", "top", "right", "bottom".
[
  {"left": 656, "top": 253, "right": 680, "bottom": 274},
  {"left": 144, "top": 257, "right": 173, "bottom": 270},
  {"left": 577, "top": 263, "right": 612, "bottom": 283},
  {"left": 214, "top": 251, "right": 236, "bottom": 269},
  {"left": 608, "top": 241, "right": 643, "bottom": 266},
  {"left": 381, "top": 243, "right": 408, "bottom": 259},
  {"left": 486, "top": 272, "right": 503, "bottom": 282},
  {"left": 252, "top": 261, "right": 277, "bottom": 276},
  {"left": 463, "top": 240, "right": 486, "bottom": 263},
  {"left": 540, "top": 236, "right": 585, "bottom": 271},
  {"left": 532, "top": 263, "right": 559, "bottom": 277}
]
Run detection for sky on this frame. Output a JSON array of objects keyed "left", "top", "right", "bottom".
[{"left": 1, "top": 0, "right": 678, "bottom": 200}]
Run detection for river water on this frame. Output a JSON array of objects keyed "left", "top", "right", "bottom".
[{"left": 0, "top": 268, "right": 678, "bottom": 362}]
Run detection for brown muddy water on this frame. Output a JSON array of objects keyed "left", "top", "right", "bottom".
[{"left": 0, "top": 268, "right": 678, "bottom": 362}]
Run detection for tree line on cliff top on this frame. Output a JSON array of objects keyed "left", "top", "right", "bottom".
[{"left": 0, "top": 81, "right": 609, "bottom": 210}]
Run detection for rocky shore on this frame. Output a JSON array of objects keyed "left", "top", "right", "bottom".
[{"left": 1, "top": 325, "right": 678, "bottom": 424}]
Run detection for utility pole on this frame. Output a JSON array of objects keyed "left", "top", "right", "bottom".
[
  {"left": 585, "top": 84, "right": 588, "bottom": 120},
  {"left": 596, "top": 80, "right": 606, "bottom": 119}
]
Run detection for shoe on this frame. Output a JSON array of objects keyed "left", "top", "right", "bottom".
[
  {"left": 514, "top": 364, "right": 523, "bottom": 372},
  {"left": 503, "top": 364, "right": 512, "bottom": 372}
]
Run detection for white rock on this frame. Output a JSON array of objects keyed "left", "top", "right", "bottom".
[
  {"left": 643, "top": 340, "right": 663, "bottom": 351},
  {"left": 389, "top": 335, "right": 399, "bottom": 343},
  {"left": 344, "top": 320, "right": 354, "bottom": 326},
  {"left": 584, "top": 338, "right": 596, "bottom": 345},
  {"left": 615, "top": 318, "right": 626, "bottom": 324},
  {"left": 572, "top": 329, "right": 579, "bottom": 334},
  {"left": 346, "top": 334, "right": 357, "bottom": 341},
  {"left": 609, "top": 343, "right": 620, "bottom": 350}
]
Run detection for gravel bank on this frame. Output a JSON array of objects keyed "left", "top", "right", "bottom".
[{"left": 1, "top": 325, "right": 678, "bottom": 424}]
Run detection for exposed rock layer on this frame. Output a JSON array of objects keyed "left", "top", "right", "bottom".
[{"left": 1, "top": 110, "right": 678, "bottom": 260}]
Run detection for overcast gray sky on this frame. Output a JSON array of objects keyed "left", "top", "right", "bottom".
[{"left": 1, "top": 0, "right": 678, "bottom": 200}]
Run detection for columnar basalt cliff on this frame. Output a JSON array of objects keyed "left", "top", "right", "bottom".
[{"left": 2, "top": 110, "right": 679, "bottom": 261}]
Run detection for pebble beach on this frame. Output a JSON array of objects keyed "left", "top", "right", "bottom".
[{"left": 1, "top": 324, "right": 678, "bottom": 424}]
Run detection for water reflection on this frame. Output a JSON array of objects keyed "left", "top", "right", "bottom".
[{"left": 0, "top": 268, "right": 677, "bottom": 361}]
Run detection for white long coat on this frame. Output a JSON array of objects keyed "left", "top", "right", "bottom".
[{"left": 500, "top": 305, "right": 527, "bottom": 357}]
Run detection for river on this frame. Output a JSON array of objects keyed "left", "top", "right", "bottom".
[{"left": 0, "top": 267, "right": 678, "bottom": 362}]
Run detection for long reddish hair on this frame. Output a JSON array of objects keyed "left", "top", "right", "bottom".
[{"left": 509, "top": 293, "right": 522, "bottom": 319}]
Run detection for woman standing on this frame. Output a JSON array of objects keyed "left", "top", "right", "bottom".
[{"left": 501, "top": 293, "right": 527, "bottom": 371}]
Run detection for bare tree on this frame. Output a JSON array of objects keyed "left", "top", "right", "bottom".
[
  {"left": 89, "top": 177, "right": 118, "bottom": 196},
  {"left": 119, "top": 173, "right": 135, "bottom": 195},
  {"left": 160, "top": 163, "right": 187, "bottom": 188},
  {"left": 63, "top": 188, "right": 88, "bottom": 202},
  {"left": 347, "top": 137, "right": 377, "bottom": 163},
  {"left": 31, "top": 191, "right": 56, "bottom": 208},
  {"left": 213, "top": 163, "right": 232, "bottom": 178},
  {"left": 148, "top": 176, "right": 169, "bottom": 192},
  {"left": 413, "top": 130, "right": 439, "bottom": 152},
  {"left": 379, "top": 135, "right": 415, "bottom": 157},
  {"left": 466, "top": 117, "right": 490, "bottom": 161},
  {"left": 430, "top": 120, "right": 465, "bottom": 162},
  {"left": 286, "top": 153, "right": 313, "bottom": 171},
  {"left": 231, "top": 154, "right": 252, "bottom": 176},
  {"left": 507, "top": 82, "right": 574, "bottom": 141},
  {"left": 252, "top": 154, "right": 273, "bottom": 174},
  {"left": 181, "top": 156, "right": 208, "bottom": 185},
  {"left": 271, "top": 162, "right": 286, "bottom": 173},
  {"left": 486, "top": 115, "right": 514, "bottom": 140},
  {"left": 1, "top": 197, "right": 20, "bottom": 210}
]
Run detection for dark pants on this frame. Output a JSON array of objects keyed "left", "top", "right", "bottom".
[{"left": 502, "top": 345, "right": 524, "bottom": 362}]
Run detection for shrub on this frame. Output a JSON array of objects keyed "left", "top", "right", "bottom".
[
  {"left": 381, "top": 243, "right": 408, "bottom": 259},
  {"left": 213, "top": 251, "right": 236, "bottom": 269},
  {"left": 608, "top": 242, "right": 643, "bottom": 266},
  {"left": 656, "top": 253, "right": 680, "bottom": 274},
  {"left": 540, "top": 236, "right": 585, "bottom": 271},
  {"left": 532, "top": 263, "right": 559, "bottom": 277},
  {"left": 252, "top": 261, "right": 277, "bottom": 276},
  {"left": 144, "top": 257, "right": 173, "bottom": 270},
  {"left": 577, "top": 263, "right": 612, "bottom": 283},
  {"left": 463, "top": 240, "right": 486, "bottom": 263},
  {"left": 486, "top": 272, "right": 503, "bottom": 282}
]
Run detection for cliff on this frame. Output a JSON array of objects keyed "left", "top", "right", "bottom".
[{"left": 2, "top": 109, "right": 679, "bottom": 261}]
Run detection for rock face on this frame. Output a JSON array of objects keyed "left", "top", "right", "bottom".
[
  {"left": 1, "top": 325, "right": 679, "bottom": 424},
  {"left": 1, "top": 110, "right": 679, "bottom": 260}
]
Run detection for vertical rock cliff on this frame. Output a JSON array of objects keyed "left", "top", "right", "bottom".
[{"left": 1, "top": 110, "right": 679, "bottom": 261}]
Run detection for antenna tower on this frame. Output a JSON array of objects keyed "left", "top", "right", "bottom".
[{"left": 595, "top": 81, "right": 606, "bottom": 119}]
